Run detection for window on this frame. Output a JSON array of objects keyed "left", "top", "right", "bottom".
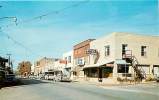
[
  {"left": 117, "top": 64, "right": 129, "bottom": 73},
  {"left": 141, "top": 46, "right": 146, "bottom": 56},
  {"left": 122, "top": 44, "right": 128, "bottom": 55},
  {"left": 86, "top": 68, "right": 98, "bottom": 78},
  {"left": 153, "top": 65, "right": 159, "bottom": 76},
  {"left": 68, "top": 56, "right": 71, "bottom": 63},
  {"left": 105, "top": 45, "right": 110, "bottom": 56},
  {"left": 78, "top": 59, "right": 83, "bottom": 65},
  {"left": 138, "top": 65, "right": 150, "bottom": 74},
  {"left": 76, "top": 58, "right": 84, "bottom": 65}
]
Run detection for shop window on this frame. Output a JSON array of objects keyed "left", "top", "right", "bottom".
[
  {"left": 86, "top": 68, "right": 98, "bottom": 78},
  {"left": 90, "top": 68, "right": 98, "bottom": 77},
  {"left": 138, "top": 65, "right": 150, "bottom": 74},
  {"left": 153, "top": 65, "right": 159, "bottom": 76},
  {"left": 117, "top": 64, "right": 129, "bottom": 73},
  {"left": 102, "top": 67, "right": 113, "bottom": 78}
]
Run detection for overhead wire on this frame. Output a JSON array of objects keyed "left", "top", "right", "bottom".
[
  {"left": 0, "top": 0, "right": 90, "bottom": 58},
  {"left": 0, "top": 0, "right": 89, "bottom": 29},
  {"left": 0, "top": 30, "right": 41, "bottom": 57}
]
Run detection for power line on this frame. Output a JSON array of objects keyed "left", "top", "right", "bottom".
[
  {"left": 0, "top": 0, "right": 90, "bottom": 58},
  {"left": 0, "top": 0, "right": 89, "bottom": 29},
  {"left": 0, "top": 16, "right": 18, "bottom": 26},
  {"left": 0, "top": 30, "right": 41, "bottom": 57}
]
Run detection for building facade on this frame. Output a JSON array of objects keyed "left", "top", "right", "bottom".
[
  {"left": 0, "top": 57, "right": 8, "bottom": 82},
  {"left": 34, "top": 57, "right": 58, "bottom": 76},
  {"left": 62, "top": 50, "right": 74, "bottom": 78},
  {"left": 83, "top": 32, "right": 159, "bottom": 82},
  {"left": 73, "top": 39, "right": 95, "bottom": 78}
]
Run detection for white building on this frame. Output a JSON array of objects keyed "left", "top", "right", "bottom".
[
  {"left": 83, "top": 32, "right": 159, "bottom": 83},
  {"left": 62, "top": 50, "right": 74, "bottom": 78}
]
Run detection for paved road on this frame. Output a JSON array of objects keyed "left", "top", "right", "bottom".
[{"left": 0, "top": 79, "right": 159, "bottom": 100}]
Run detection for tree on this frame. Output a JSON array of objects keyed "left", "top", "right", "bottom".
[{"left": 18, "top": 61, "right": 32, "bottom": 76}]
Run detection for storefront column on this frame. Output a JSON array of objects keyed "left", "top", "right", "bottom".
[
  {"left": 113, "top": 63, "right": 118, "bottom": 78},
  {"left": 150, "top": 64, "right": 154, "bottom": 77}
]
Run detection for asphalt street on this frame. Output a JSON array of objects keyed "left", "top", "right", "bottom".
[{"left": 0, "top": 79, "right": 159, "bottom": 100}]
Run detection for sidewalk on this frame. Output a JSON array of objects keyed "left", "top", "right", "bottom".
[
  {"left": 73, "top": 78, "right": 159, "bottom": 87},
  {"left": 73, "top": 79, "right": 159, "bottom": 96}
]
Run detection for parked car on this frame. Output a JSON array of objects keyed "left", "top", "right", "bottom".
[
  {"left": 5, "top": 74, "right": 16, "bottom": 83},
  {"left": 48, "top": 74, "right": 54, "bottom": 80},
  {"left": 61, "top": 75, "right": 71, "bottom": 82}
]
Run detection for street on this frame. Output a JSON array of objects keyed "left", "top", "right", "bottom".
[{"left": 0, "top": 79, "right": 159, "bottom": 100}]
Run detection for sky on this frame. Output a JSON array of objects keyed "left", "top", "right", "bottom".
[{"left": 0, "top": 0, "right": 158, "bottom": 69}]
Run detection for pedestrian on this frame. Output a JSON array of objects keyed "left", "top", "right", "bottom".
[{"left": 52, "top": 75, "right": 56, "bottom": 83}]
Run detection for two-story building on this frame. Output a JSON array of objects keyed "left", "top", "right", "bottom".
[
  {"left": 62, "top": 50, "right": 74, "bottom": 78},
  {"left": 34, "top": 57, "right": 58, "bottom": 76},
  {"left": 73, "top": 39, "right": 95, "bottom": 79},
  {"left": 83, "top": 32, "right": 159, "bottom": 83},
  {"left": 0, "top": 57, "right": 8, "bottom": 82}
]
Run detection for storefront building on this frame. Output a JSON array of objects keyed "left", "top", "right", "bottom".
[
  {"left": 83, "top": 32, "right": 159, "bottom": 82},
  {"left": 62, "top": 50, "right": 74, "bottom": 79},
  {"left": 73, "top": 39, "right": 95, "bottom": 79}
]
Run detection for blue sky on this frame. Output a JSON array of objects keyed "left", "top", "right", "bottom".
[{"left": 0, "top": 0, "right": 158, "bottom": 69}]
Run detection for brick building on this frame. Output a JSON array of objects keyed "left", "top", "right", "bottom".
[{"left": 73, "top": 39, "right": 95, "bottom": 78}]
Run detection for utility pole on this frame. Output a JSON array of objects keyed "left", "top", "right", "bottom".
[{"left": 6, "top": 53, "right": 12, "bottom": 71}]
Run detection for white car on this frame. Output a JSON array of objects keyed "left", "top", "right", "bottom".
[{"left": 48, "top": 75, "right": 54, "bottom": 80}]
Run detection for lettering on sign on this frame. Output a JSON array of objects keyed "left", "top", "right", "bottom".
[{"left": 86, "top": 49, "right": 97, "bottom": 55}]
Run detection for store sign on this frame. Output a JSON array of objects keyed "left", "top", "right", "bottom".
[
  {"left": 86, "top": 49, "right": 97, "bottom": 55},
  {"left": 59, "top": 60, "right": 67, "bottom": 64}
]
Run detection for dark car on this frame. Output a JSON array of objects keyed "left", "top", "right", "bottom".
[{"left": 5, "top": 74, "right": 16, "bottom": 82}]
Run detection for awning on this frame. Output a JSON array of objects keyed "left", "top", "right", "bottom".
[
  {"left": 83, "top": 64, "right": 99, "bottom": 69},
  {"left": 115, "top": 59, "right": 127, "bottom": 64},
  {"left": 83, "top": 61, "right": 114, "bottom": 69}
]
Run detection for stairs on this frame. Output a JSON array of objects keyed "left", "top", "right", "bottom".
[{"left": 123, "top": 50, "right": 146, "bottom": 80}]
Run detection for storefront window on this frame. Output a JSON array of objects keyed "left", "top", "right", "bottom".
[
  {"left": 85, "top": 68, "right": 98, "bottom": 78},
  {"left": 102, "top": 67, "right": 113, "bottom": 78},
  {"left": 117, "top": 64, "right": 129, "bottom": 73}
]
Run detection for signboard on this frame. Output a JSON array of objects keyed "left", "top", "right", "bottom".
[
  {"left": 86, "top": 49, "right": 97, "bottom": 55},
  {"left": 59, "top": 60, "right": 67, "bottom": 64}
]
